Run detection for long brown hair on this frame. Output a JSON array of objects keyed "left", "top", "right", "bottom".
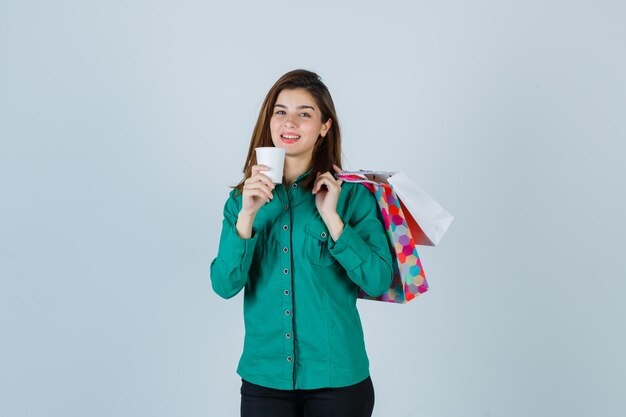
[{"left": 231, "top": 69, "right": 342, "bottom": 195}]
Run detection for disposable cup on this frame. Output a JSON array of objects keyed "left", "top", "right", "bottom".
[{"left": 255, "top": 147, "right": 285, "bottom": 184}]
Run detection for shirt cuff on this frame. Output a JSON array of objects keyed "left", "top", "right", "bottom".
[
  {"left": 327, "top": 223, "right": 372, "bottom": 271},
  {"left": 218, "top": 223, "right": 260, "bottom": 271}
]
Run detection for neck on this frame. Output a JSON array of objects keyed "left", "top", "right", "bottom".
[{"left": 282, "top": 155, "right": 312, "bottom": 187}]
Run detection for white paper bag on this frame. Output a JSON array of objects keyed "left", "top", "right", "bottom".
[
  {"left": 387, "top": 172, "right": 454, "bottom": 246},
  {"left": 336, "top": 170, "right": 454, "bottom": 246}
]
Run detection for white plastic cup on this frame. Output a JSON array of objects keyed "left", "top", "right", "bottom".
[{"left": 255, "top": 147, "right": 285, "bottom": 184}]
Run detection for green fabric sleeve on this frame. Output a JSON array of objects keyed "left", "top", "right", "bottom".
[
  {"left": 209, "top": 191, "right": 259, "bottom": 299},
  {"left": 328, "top": 184, "right": 393, "bottom": 297}
]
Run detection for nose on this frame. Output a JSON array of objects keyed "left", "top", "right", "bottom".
[{"left": 284, "top": 114, "right": 297, "bottom": 128}]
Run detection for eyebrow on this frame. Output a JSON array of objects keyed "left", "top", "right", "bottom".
[{"left": 274, "top": 104, "right": 316, "bottom": 111}]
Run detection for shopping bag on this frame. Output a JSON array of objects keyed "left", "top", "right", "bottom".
[
  {"left": 338, "top": 170, "right": 454, "bottom": 246},
  {"left": 335, "top": 170, "right": 428, "bottom": 304},
  {"left": 387, "top": 172, "right": 454, "bottom": 246}
]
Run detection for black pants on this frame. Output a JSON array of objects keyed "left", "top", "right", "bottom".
[{"left": 240, "top": 376, "right": 375, "bottom": 417}]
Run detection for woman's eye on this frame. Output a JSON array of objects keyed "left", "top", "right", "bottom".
[{"left": 274, "top": 110, "right": 311, "bottom": 118}]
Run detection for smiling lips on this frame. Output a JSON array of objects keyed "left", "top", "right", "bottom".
[{"left": 281, "top": 131, "right": 301, "bottom": 143}]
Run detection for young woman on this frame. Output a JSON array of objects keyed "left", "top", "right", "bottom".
[{"left": 210, "top": 69, "right": 393, "bottom": 417}]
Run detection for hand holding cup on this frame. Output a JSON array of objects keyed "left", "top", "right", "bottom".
[{"left": 241, "top": 165, "right": 276, "bottom": 217}]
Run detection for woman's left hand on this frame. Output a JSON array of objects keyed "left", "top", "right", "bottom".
[{"left": 313, "top": 164, "right": 344, "bottom": 219}]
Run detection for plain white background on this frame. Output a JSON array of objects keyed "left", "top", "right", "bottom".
[{"left": 1, "top": 1, "right": 625, "bottom": 416}]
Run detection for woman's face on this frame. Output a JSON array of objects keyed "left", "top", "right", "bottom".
[{"left": 269, "top": 88, "right": 332, "bottom": 163}]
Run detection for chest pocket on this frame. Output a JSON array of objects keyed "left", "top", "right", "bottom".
[{"left": 304, "top": 221, "right": 336, "bottom": 267}]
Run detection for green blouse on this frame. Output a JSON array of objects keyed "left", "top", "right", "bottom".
[{"left": 210, "top": 169, "right": 393, "bottom": 390}]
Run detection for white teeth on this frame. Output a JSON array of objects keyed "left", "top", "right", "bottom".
[{"left": 282, "top": 134, "right": 300, "bottom": 139}]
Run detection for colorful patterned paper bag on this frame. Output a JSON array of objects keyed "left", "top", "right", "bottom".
[{"left": 336, "top": 170, "right": 428, "bottom": 304}]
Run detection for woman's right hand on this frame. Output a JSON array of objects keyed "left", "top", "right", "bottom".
[{"left": 240, "top": 165, "right": 276, "bottom": 217}]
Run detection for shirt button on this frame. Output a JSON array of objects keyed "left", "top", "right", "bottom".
[
  {"left": 284, "top": 204, "right": 289, "bottom": 210},
  {"left": 286, "top": 333, "right": 291, "bottom": 339},
  {"left": 284, "top": 289, "right": 290, "bottom": 296},
  {"left": 283, "top": 247, "right": 289, "bottom": 253},
  {"left": 283, "top": 268, "right": 289, "bottom": 274},
  {"left": 285, "top": 309, "right": 291, "bottom": 316},
  {"left": 282, "top": 225, "right": 289, "bottom": 231},
  {"left": 291, "top": 183, "right": 298, "bottom": 188},
  {"left": 287, "top": 356, "right": 293, "bottom": 362},
  {"left": 320, "top": 232, "right": 327, "bottom": 238}
]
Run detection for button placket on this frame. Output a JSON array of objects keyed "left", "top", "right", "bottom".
[{"left": 279, "top": 193, "right": 295, "bottom": 370}]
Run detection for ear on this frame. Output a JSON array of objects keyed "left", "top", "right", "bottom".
[{"left": 320, "top": 118, "right": 332, "bottom": 137}]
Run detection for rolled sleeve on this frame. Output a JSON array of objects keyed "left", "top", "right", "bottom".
[
  {"left": 210, "top": 191, "right": 260, "bottom": 299},
  {"left": 218, "top": 222, "right": 259, "bottom": 271},
  {"left": 328, "top": 184, "right": 393, "bottom": 297},
  {"left": 327, "top": 223, "right": 373, "bottom": 271}
]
